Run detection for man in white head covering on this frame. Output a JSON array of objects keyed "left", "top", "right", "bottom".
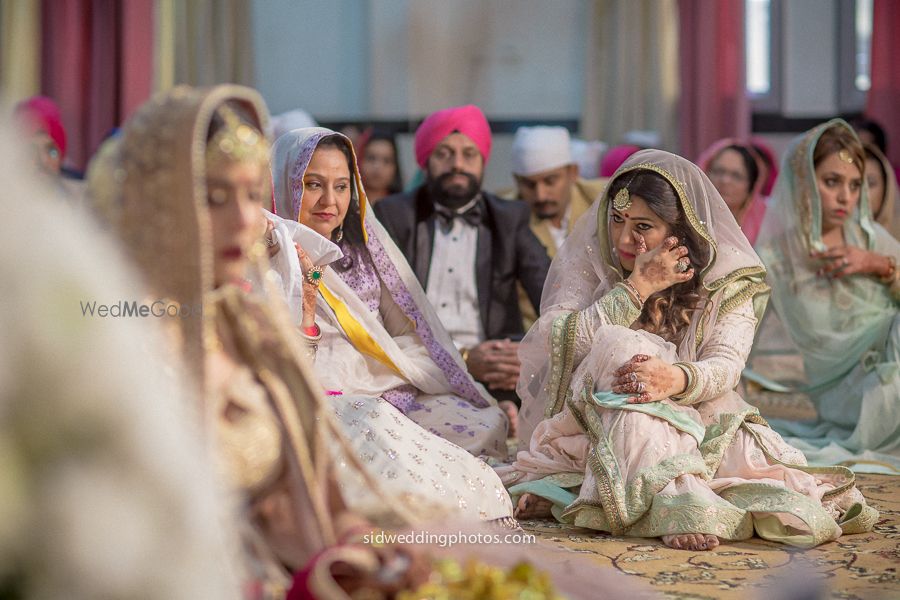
[
  {"left": 503, "top": 126, "right": 606, "bottom": 331},
  {"left": 270, "top": 108, "right": 317, "bottom": 142},
  {"left": 508, "top": 126, "right": 605, "bottom": 257}
]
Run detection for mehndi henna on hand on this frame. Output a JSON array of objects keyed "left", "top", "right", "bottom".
[
  {"left": 613, "top": 354, "right": 650, "bottom": 378},
  {"left": 644, "top": 363, "right": 678, "bottom": 393},
  {"left": 627, "top": 392, "right": 653, "bottom": 404},
  {"left": 612, "top": 382, "right": 639, "bottom": 394},
  {"left": 633, "top": 236, "right": 695, "bottom": 292},
  {"left": 612, "top": 355, "right": 682, "bottom": 404}
]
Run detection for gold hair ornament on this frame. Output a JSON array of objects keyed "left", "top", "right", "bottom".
[
  {"left": 206, "top": 105, "right": 269, "bottom": 168},
  {"left": 838, "top": 149, "right": 854, "bottom": 165},
  {"left": 612, "top": 172, "right": 638, "bottom": 211}
]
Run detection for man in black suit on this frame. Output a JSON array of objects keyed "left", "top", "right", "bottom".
[{"left": 374, "top": 105, "right": 550, "bottom": 419}]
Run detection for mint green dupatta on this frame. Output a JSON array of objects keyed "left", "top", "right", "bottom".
[{"left": 754, "top": 119, "right": 900, "bottom": 470}]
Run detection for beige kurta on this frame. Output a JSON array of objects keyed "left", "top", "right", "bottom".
[{"left": 500, "top": 178, "right": 607, "bottom": 330}]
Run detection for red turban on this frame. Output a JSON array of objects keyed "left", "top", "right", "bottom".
[
  {"left": 414, "top": 104, "right": 491, "bottom": 169},
  {"left": 14, "top": 96, "right": 67, "bottom": 160}
]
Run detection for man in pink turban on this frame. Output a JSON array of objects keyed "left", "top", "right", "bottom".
[
  {"left": 375, "top": 105, "right": 551, "bottom": 434},
  {"left": 599, "top": 144, "right": 641, "bottom": 178},
  {"left": 14, "top": 96, "right": 67, "bottom": 177}
]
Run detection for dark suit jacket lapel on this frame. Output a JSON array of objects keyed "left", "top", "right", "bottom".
[
  {"left": 475, "top": 197, "right": 492, "bottom": 336},
  {"left": 414, "top": 188, "right": 436, "bottom": 287}
]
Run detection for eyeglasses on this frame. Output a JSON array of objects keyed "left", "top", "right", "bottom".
[{"left": 708, "top": 167, "right": 748, "bottom": 184}]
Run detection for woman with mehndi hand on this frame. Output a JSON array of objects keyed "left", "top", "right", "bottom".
[{"left": 497, "top": 149, "right": 877, "bottom": 552}]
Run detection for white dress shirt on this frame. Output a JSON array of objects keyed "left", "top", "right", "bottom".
[
  {"left": 546, "top": 203, "right": 571, "bottom": 251},
  {"left": 426, "top": 198, "right": 485, "bottom": 350}
]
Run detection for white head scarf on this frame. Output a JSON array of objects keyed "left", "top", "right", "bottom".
[{"left": 270, "top": 108, "right": 317, "bottom": 142}]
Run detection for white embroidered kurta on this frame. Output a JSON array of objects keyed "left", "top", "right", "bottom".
[{"left": 314, "top": 270, "right": 509, "bottom": 461}]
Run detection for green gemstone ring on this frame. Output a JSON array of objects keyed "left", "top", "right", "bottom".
[{"left": 305, "top": 266, "right": 325, "bottom": 285}]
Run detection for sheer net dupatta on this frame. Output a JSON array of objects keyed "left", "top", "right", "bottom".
[
  {"left": 755, "top": 119, "right": 899, "bottom": 391},
  {"left": 516, "top": 149, "right": 769, "bottom": 449}
]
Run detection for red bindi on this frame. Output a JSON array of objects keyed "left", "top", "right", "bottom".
[{"left": 623, "top": 212, "right": 630, "bottom": 218}]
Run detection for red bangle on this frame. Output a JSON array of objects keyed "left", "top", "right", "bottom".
[{"left": 302, "top": 324, "right": 320, "bottom": 337}]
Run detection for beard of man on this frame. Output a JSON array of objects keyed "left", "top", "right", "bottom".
[
  {"left": 532, "top": 198, "right": 563, "bottom": 220},
  {"left": 426, "top": 168, "right": 481, "bottom": 210}
]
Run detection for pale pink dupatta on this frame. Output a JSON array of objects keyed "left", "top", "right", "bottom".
[
  {"left": 497, "top": 150, "right": 876, "bottom": 547},
  {"left": 698, "top": 138, "right": 769, "bottom": 245}
]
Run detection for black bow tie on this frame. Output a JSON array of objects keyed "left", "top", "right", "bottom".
[{"left": 434, "top": 200, "right": 483, "bottom": 228}]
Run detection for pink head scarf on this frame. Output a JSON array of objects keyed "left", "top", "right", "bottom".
[
  {"left": 414, "top": 104, "right": 492, "bottom": 169},
  {"left": 697, "top": 138, "right": 769, "bottom": 245},
  {"left": 14, "top": 96, "right": 67, "bottom": 160},
  {"left": 749, "top": 137, "right": 779, "bottom": 196},
  {"left": 599, "top": 144, "right": 641, "bottom": 177}
]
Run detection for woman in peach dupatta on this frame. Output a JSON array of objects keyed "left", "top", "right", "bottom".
[
  {"left": 698, "top": 138, "right": 769, "bottom": 244},
  {"left": 864, "top": 141, "right": 900, "bottom": 240}
]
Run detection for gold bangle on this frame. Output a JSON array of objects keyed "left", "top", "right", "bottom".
[
  {"left": 619, "top": 279, "right": 645, "bottom": 307},
  {"left": 671, "top": 362, "right": 698, "bottom": 403},
  {"left": 460, "top": 347, "right": 470, "bottom": 363}
]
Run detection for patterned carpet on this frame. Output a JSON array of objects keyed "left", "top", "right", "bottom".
[
  {"left": 520, "top": 474, "right": 899, "bottom": 599},
  {"left": 513, "top": 343, "right": 900, "bottom": 599}
]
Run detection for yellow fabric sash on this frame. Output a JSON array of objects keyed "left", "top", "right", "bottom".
[{"left": 319, "top": 284, "right": 401, "bottom": 375}]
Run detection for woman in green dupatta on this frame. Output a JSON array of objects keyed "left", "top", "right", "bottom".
[
  {"left": 498, "top": 149, "right": 877, "bottom": 552},
  {"left": 755, "top": 119, "right": 900, "bottom": 472}
]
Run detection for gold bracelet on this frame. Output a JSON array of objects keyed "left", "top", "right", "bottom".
[
  {"left": 619, "top": 279, "right": 645, "bottom": 307},
  {"left": 460, "top": 347, "right": 470, "bottom": 363},
  {"left": 671, "top": 362, "right": 698, "bottom": 403}
]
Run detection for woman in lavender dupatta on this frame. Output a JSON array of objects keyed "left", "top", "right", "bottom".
[{"left": 267, "top": 127, "right": 513, "bottom": 523}]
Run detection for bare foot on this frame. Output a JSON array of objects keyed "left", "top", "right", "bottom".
[
  {"left": 498, "top": 400, "right": 518, "bottom": 439},
  {"left": 514, "top": 493, "right": 553, "bottom": 519},
  {"left": 661, "top": 533, "right": 719, "bottom": 551}
]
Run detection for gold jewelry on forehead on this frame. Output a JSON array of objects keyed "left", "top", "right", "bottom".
[
  {"left": 838, "top": 149, "right": 854, "bottom": 165},
  {"left": 612, "top": 171, "right": 638, "bottom": 211},
  {"left": 206, "top": 104, "right": 269, "bottom": 168}
]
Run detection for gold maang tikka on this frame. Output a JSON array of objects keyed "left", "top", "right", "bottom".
[
  {"left": 206, "top": 104, "right": 270, "bottom": 168},
  {"left": 838, "top": 149, "right": 854, "bottom": 165},
  {"left": 612, "top": 172, "right": 638, "bottom": 211}
]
